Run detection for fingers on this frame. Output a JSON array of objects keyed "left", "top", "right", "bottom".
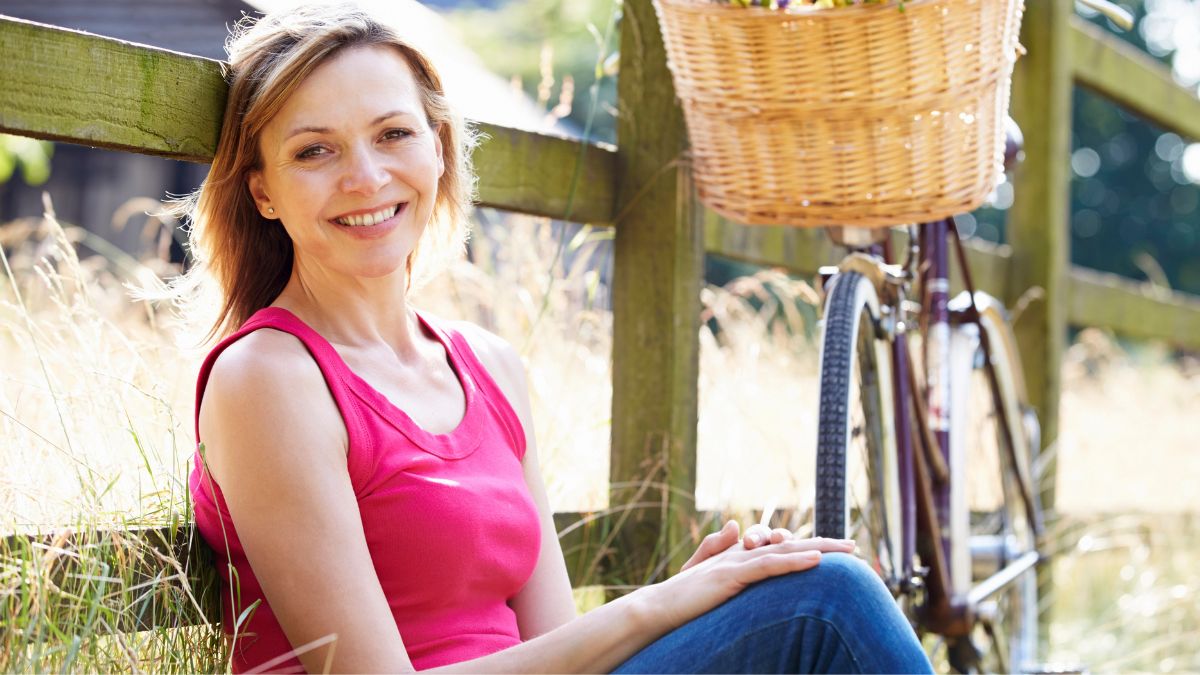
[
  {"left": 736, "top": 550, "right": 823, "bottom": 583},
  {"left": 682, "top": 520, "right": 740, "bottom": 572},
  {"left": 742, "top": 523, "right": 774, "bottom": 549},
  {"left": 780, "top": 537, "right": 856, "bottom": 554},
  {"left": 741, "top": 525, "right": 798, "bottom": 548},
  {"left": 742, "top": 531, "right": 856, "bottom": 554}
]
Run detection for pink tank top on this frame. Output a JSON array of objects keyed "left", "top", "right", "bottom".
[{"left": 189, "top": 307, "right": 541, "bottom": 673}]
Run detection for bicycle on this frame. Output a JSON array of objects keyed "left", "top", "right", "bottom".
[
  {"left": 811, "top": 160, "right": 1044, "bottom": 672},
  {"left": 809, "top": 3, "right": 1132, "bottom": 672}
]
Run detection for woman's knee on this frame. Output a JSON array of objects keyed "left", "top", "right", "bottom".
[
  {"left": 805, "top": 551, "right": 890, "bottom": 595},
  {"left": 741, "top": 552, "right": 915, "bottom": 646},
  {"left": 755, "top": 552, "right": 893, "bottom": 611}
]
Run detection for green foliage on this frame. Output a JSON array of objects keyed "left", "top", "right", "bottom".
[{"left": 0, "top": 134, "right": 53, "bottom": 185}]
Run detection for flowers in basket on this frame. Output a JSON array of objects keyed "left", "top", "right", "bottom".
[{"left": 722, "top": 0, "right": 887, "bottom": 8}]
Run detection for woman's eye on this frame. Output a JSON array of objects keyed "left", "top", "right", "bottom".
[
  {"left": 382, "top": 128, "right": 413, "bottom": 142},
  {"left": 296, "top": 145, "right": 327, "bottom": 160}
]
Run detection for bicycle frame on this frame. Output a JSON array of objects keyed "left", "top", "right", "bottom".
[{"left": 824, "top": 217, "right": 1044, "bottom": 640}]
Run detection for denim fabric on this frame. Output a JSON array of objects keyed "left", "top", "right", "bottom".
[{"left": 613, "top": 553, "right": 933, "bottom": 674}]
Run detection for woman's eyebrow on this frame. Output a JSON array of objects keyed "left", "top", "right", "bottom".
[{"left": 282, "top": 110, "right": 418, "bottom": 142}]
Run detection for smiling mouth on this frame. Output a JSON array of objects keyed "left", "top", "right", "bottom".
[{"left": 332, "top": 203, "right": 405, "bottom": 227}]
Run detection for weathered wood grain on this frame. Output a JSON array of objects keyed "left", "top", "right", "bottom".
[
  {"left": 472, "top": 123, "right": 616, "bottom": 225},
  {"left": 0, "top": 16, "right": 226, "bottom": 161},
  {"left": 608, "top": 0, "right": 703, "bottom": 583}
]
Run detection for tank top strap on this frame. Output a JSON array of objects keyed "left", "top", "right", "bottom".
[
  {"left": 193, "top": 306, "right": 368, "bottom": 449},
  {"left": 424, "top": 317, "right": 529, "bottom": 462}
]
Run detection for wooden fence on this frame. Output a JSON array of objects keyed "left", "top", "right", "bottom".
[{"left": 2, "top": 0, "right": 1199, "bottom": 630}]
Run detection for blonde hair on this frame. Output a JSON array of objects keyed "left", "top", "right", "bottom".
[{"left": 170, "top": 2, "right": 477, "bottom": 340}]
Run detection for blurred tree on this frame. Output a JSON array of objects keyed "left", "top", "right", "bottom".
[{"left": 0, "top": 134, "right": 53, "bottom": 186}]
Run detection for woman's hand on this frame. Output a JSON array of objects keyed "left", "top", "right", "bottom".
[
  {"left": 680, "top": 520, "right": 823, "bottom": 572},
  {"left": 655, "top": 527, "right": 857, "bottom": 632}
]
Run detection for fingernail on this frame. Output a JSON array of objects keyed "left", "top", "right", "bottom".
[{"left": 748, "top": 533, "right": 762, "bottom": 546}]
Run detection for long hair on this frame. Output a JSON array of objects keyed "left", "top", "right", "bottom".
[{"left": 167, "top": 3, "right": 477, "bottom": 341}]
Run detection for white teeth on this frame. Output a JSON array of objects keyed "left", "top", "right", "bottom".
[{"left": 335, "top": 204, "right": 399, "bottom": 227}]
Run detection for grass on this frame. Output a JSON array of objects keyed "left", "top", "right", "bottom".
[
  {"left": 0, "top": 203, "right": 221, "bottom": 671},
  {"left": 1, "top": 200, "right": 1196, "bottom": 672}
]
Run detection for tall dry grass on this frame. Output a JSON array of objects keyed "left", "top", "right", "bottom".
[
  {"left": 0, "top": 200, "right": 220, "bottom": 671},
  {"left": 1, "top": 198, "right": 1196, "bottom": 671}
]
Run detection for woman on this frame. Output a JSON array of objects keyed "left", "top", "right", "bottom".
[{"left": 184, "top": 4, "right": 933, "bottom": 673}]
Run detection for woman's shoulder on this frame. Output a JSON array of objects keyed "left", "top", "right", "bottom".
[
  {"left": 208, "top": 327, "right": 322, "bottom": 388},
  {"left": 202, "top": 326, "right": 332, "bottom": 421},
  {"left": 199, "top": 325, "right": 347, "bottom": 473},
  {"left": 436, "top": 317, "right": 524, "bottom": 385}
]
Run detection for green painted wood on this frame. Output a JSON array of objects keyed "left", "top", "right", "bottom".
[
  {"left": 472, "top": 123, "right": 617, "bottom": 225},
  {"left": 1069, "top": 268, "right": 1200, "bottom": 351},
  {"left": 607, "top": 0, "right": 703, "bottom": 586},
  {"left": 1009, "top": 0, "right": 1071, "bottom": 461},
  {"left": 1070, "top": 17, "right": 1200, "bottom": 142},
  {"left": 703, "top": 213, "right": 837, "bottom": 275},
  {"left": 0, "top": 16, "right": 618, "bottom": 223},
  {"left": 704, "top": 215, "right": 1013, "bottom": 299},
  {"left": 1010, "top": 0, "right": 1072, "bottom": 646},
  {"left": 0, "top": 16, "right": 227, "bottom": 162}
]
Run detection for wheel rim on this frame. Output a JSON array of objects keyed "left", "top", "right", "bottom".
[
  {"left": 845, "top": 307, "right": 900, "bottom": 586},
  {"left": 962, "top": 330, "right": 1038, "bottom": 673}
]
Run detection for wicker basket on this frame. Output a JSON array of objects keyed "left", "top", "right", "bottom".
[{"left": 653, "top": 0, "right": 1026, "bottom": 227}]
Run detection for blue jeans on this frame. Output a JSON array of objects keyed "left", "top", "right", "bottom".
[{"left": 613, "top": 553, "right": 933, "bottom": 674}]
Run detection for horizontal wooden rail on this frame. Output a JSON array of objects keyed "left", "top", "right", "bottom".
[
  {"left": 0, "top": 16, "right": 226, "bottom": 162},
  {"left": 0, "top": 15, "right": 618, "bottom": 225},
  {"left": 1068, "top": 266, "right": 1200, "bottom": 351},
  {"left": 1070, "top": 17, "right": 1200, "bottom": 142},
  {"left": 706, "top": 216, "right": 1200, "bottom": 351},
  {"left": 705, "top": 215, "right": 1013, "bottom": 299}
]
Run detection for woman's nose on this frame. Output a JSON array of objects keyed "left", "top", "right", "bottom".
[{"left": 339, "top": 146, "right": 389, "bottom": 195}]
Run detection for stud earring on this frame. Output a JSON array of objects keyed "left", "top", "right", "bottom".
[{"left": 267, "top": 207, "right": 275, "bottom": 215}]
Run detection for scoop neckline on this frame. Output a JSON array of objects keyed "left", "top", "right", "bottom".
[{"left": 253, "top": 306, "right": 484, "bottom": 460}]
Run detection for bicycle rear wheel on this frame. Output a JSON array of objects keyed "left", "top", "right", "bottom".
[
  {"left": 814, "top": 271, "right": 903, "bottom": 589},
  {"left": 948, "top": 291, "right": 1041, "bottom": 673}
]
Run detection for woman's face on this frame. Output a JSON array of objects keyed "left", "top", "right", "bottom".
[{"left": 248, "top": 45, "right": 444, "bottom": 282}]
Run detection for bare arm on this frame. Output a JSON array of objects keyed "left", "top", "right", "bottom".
[{"left": 199, "top": 330, "right": 412, "bottom": 673}]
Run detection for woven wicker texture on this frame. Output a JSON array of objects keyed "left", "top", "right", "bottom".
[{"left": 654, "top": 0, "right": 1025, "bottom": 227}]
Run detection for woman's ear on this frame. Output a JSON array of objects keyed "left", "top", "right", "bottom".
[
  {"left": 247, "top": 170, "right": 277, "bottom": 219},
  {"left": 434, "top": 126, "right": 445, "bottom": 179}
]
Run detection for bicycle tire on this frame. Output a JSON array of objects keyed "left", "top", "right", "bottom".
[
  {"left": 814, "top": 271, "right": 903, "bottom": 588},
  {"left": 948, "top": 291, "right": 1041, "bottom": 673}
]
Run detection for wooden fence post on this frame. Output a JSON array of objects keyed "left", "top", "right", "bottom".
[
  {"left": 1008, "top": 0, "right": 1072, "bottom": 646},
  {"left": 607, "top": 0, "right": 704, "bottom": 587}
]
